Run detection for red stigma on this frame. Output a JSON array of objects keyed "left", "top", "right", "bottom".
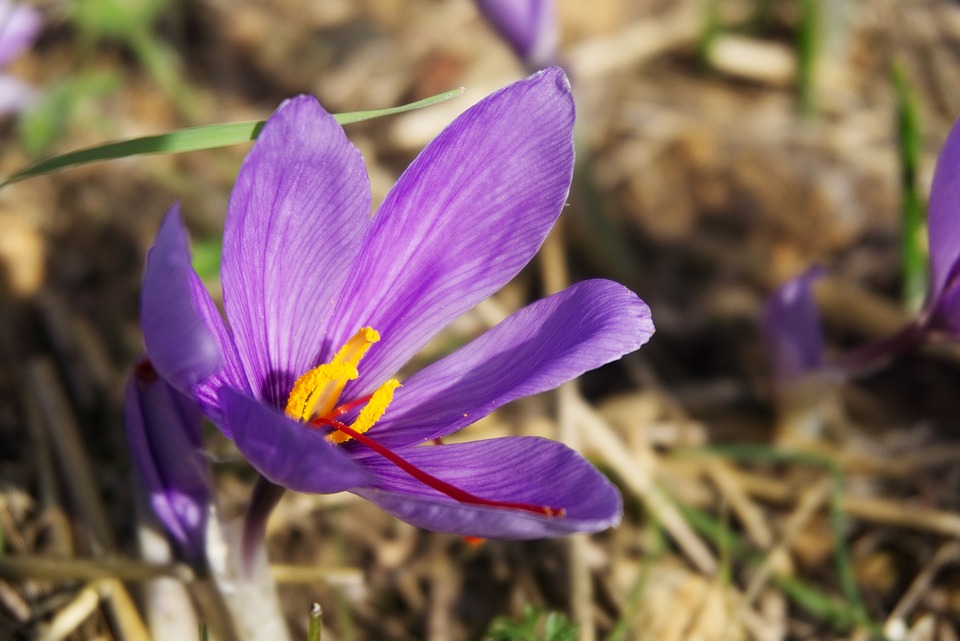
[
  {"left": 326, "top": 393, "right": 372, "bottom": 419},
  {"left": 311, "top": 406, "right": 565, "bottom": 519}
]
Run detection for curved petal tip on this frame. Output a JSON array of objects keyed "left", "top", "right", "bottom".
[{"left": 142, "top": 205, "right": 223, "bottom": 393}]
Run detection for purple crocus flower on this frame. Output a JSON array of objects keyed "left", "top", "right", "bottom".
[
  {"left": 0, "top": 0, "right": 41, "bottom": 117},
  {"left": 835, "top": 117, "right": 960, "bottom": 370},
  {"left": 134, "top": 68, "right": 653, "bottom": 543},
  {"left": 475, "top": 0, "right": 558, "bottom": 71},
  {"left": 921, "top": 117, "right": 960, "bottom": 333},
  {"left": 762, "top": 267, "right": 826, "bottom": 383},
  {"left": 125, "top": 359, "right": 211, "bottom": 568}
]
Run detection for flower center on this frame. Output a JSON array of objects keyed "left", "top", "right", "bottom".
[
  {"left": 285, "top": 327, "right": 564, "bottom": 519},
  {"left": 285, "top": 327, "right": 400, "bottom": 444}
]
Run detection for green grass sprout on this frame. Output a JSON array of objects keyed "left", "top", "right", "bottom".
[
  {"left": 1, "top": 88, "right": 464, "bottom": 187},
  {"left": 696, "top": 0, "right": 722, "bottom": 70},
  {"left": 893, "top": 62, "right": 927, "bottom": 313},
  {"left": 604, "top": 511, "right": 665, "bottom": 641},
  {"left": 485, "top": 606, "right": 578, "bottom": 641},
  {"left": 797, "top": 0, "right": 820, "bottom": 115}
]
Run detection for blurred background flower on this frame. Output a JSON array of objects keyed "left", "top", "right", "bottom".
[
  {"left": 474, "top": 0, "right": 559, "bottom": 70},
  {"left": 0, "top": 0, "right": 41, "bottom": 117},
  {"left": 762, "top": 266, "right": 826, "bottom": 384},
  {"left": 125, "top": 358, "right": 212, "bottom": 569}
]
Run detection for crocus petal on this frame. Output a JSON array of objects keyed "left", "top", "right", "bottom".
[
  {"left": 142, "top": 207, "right": 249, "bottom": 429},
  {"left": 143, "top": 206, "right": 226, "bottom": 394},
  {"left": 329, "top": 68, "right": 575, "bottom": 394},
  {"left": 125, "top": 362, "right": 211, "bottom": 566},
  {"left": 475, "top": 0, "right": 558, "bottom": 69},
  {"left": 0, "top": 1, "right": 42, "bottom": 67},
  {"left": 0, "top": 73, "right": 34, "bottom": 117},
  {"left": 221, "top": 95, "right": 372, "bottom": 407},
  {"left": 353, "top": 279, "right": 653, "bottom": 451},
  {"left": 354, "top": 437, "right": 621, "bottom": 539},
  {"left": 927, "top": 117, "right": 960, "bottom": 325},
  {"left": 219, "top": 387, "right": 376, "bottom": 494},
  {"left": 761, "top": 267, "right": 825, "bottom": 382}
]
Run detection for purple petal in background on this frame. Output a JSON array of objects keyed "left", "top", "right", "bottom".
[
  {"left": 142, "top": 206, "right": 226, "bottom": 395},
  {"left": 761, "top": 267, "right": 826, "bottom": 382},
  {"left": 141, "top": 207, "right": 250, "bottom": 432},
  {"left": 329, "top": 67, "right": 576, "bottom": 396},
  {"left": 0, "top": 0, "right": 41, "bottom": 67},
  {"left": 0, "top": 73, "right": 34, "bottom": 117},
  {"left": 925, "top": 117, "right": 960, "bottom": 332},
  {"left": 355, "top": 437, "right": 622, "bottom": 539},
  {"left": 125, "top": 361, "right": 211, "bottom": 566},
  {"left": 475, "top": 0, "right": 558, "bottom": 69},
  {"left": 354, "top": 279, "right": 653, "bottom": 451},
  {"left": 221, "top": 95, "right": 372, "bottom": 407},
  {"left": 927, "top": 118, "right": 960, "bottom": 305}
]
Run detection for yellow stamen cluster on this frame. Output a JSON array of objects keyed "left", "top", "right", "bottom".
[
  {"left": 285, "top": 327, "right": 400, "bottom": 444},
  {"left": 285, "top": 361, "right": 358, "bottom": 421}
]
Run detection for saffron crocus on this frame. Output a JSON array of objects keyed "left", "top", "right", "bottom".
[
  {"left": 475, "top": 0, "right": 558, "bottom": 71},
  {"left": 762, "top": 267, "right": 826, "bottom": 383},
  {"left": 921, "top": 116, "right": 960, "bottom": 333},
  {"left": 134, "top": 68, "right": 653, "bottom": 542},
  {"left": 0, "top": 0, "right": 41, "bottom": 117},
  {"left": 125, "top": 359, "right": 212, "bottom": 567},
  {"left": 835, "top": 117, "right": 960, "bottom": 370}
]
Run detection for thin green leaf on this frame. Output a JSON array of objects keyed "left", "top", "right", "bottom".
[
  {"left": 485, "top": 606, "right": 577, "bottom": 641},
  {"left": 696, "top": 0, "right": 721, "bottom": 69},
  {"left": 893, "top": 62, "right": 926, "bottom": 313},
  {"left": 678, "top": 442, "right": 836, "bottom": 471},
  {"left": 772, "top": 574, "right": 857, "bottom": 629},
  {"left": 797, "top": 0, "right": 820, "bottom": 115},
  {"left": 603, "top": 513, "right": 663, "bottom": 641},
  {"left": 2, "top": 88, "right": 464, "bottom": 187},
  {"left": 828, "top": 472, "right": 882, "bottom": 637}
]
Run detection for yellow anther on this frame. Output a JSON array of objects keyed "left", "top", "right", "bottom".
[
  {"left": 284, "top": 327, "right": 381, "bottom": 421},
  {"left": 327, "top": 379, "right": 401, "bottom": 444},
  {"left": 331, "top": 327, "right": 380, "bottom": 366},
  {"left": 285, "top": 362, "right": 358, "bottom": 421}
]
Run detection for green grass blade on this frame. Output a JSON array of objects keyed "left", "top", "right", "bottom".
[
  {"left": 696, "top": 0, "right": 721, "bottom": 69},
  {"left": 679, "top": 443, "right": 836, "bottom": 471},
  {"left": 333, "top": 88, "right": 463, "bottom": 125},
  {"left": 1, "top": 88, "right": 464, "bottom": 187},
  {"left": 893, "top": 62, "right": 926, "bottom": 313},
  {"left": 797, "top": 0, "right": 820, "bottom": 115},
  {"left": 603, "top": 514, "right": 664, "bottom": 641},
  {"left": 5, "top": 121, "right": 266, "bottom": 185}
]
